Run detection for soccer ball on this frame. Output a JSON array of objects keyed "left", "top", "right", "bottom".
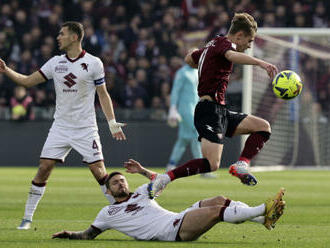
[{"left": 272, "top": 70, "right": 303, "bottom": 100}]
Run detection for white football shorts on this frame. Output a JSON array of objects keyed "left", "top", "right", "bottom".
[
  {"left": 161, "top": 201, "right": 201, "bottom": 241},
  {"left": 40, "top": 123, "right": 104, "bottom": 164}
]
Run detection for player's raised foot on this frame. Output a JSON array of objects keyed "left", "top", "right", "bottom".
[
  {"left": 229, "top": 161, "right": 257, "bottom": 186},
  {"left": 17, "top": 219, "right": 32, "bottom": 230},
  {"left": 263, "top": 188, "right": 286, "bottom": 230},
  {"left": 148, "top": 174, "right": 170, "bottom": 199}
]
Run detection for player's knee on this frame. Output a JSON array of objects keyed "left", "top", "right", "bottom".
[
  {"left": 214, "top": 196, "right": 227, "bottom": 205},
  {"left": 39, "top": 159, "right": 55, "bottom": 172},
  {"left": 209, "top": 160, "right": 220, "bottom": 171},
  {"left": 260, "top": 119, "right": 271, "bottom": 133}
]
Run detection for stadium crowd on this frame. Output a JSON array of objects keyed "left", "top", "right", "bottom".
[{"left": 0, "top": 0, "right": 329, "bottom": 120}]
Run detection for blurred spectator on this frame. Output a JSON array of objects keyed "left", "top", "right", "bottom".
[
  {"left": 0, "top": 0, "right": 328, "bottom": 113},
  {"left": 0, "top": 74, "right": 14, "bottom": 106},
  {"left": 10, "top": 86, "right": 34, "bottom": 121},
  {"left": 119, "top": 75, "right": 149, "bottom": 108}
]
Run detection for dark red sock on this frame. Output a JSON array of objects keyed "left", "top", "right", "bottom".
[
  {"left": 167, "top": 158, "right": 211, "bottom": 181},
  {"left": 32, "top": 181, "right": 46, "bottom": 187},
  {"left": 219, "top": 206, "right": 227, "bottom": 221},
  {"left": 224, "top": 198, "right": 231, "bottom": 207},
  {"left": 239, "top": 131, "right": 271, "bottom": 163}
]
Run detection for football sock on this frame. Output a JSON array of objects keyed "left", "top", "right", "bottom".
[
  {"left": 228, "top": 200, "right": 264, "bottom": 223},
  {"left": 23, "top": 181, "right": 46, "bottom": 221},
  {"left": 249, "top": 216, "right": 265, "bottom": 224},
  {"left": 100, "top": 184, "right": 115, "bottom": 204},
  {"left": 239, "top": 131, "right": 271, "bottom": 163},
  {"left": 229, "top": 200, "right": 248, "bottom": 208},
  {"left": 220, "top": 204, "right": 266, "bottom": 223},
  {"left": 167, "top": 158, "right": 211, "bottom": 181}
]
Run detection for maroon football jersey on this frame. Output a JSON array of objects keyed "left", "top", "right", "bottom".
[{"left": 192, "top": 35, "right": 236, "bottom": 105}]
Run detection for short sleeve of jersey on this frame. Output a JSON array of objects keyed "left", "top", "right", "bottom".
[
  {"left": 135, "top": 184, "right": 149, "bottom": 195},
  {"left": 92, "top": 206, "right": 112, "bottom": 231},
  {"left": 39, "top": 57, "right": 56, "bottom": 80},
  {"left": 216, "top": 37, "right": 236, "bottom": 56},
  {"left": 93, "top": 58, "right": 106, "bottom": 86},
  {"left": 191, "top": 48, "right": 204, "bottom": 65}
]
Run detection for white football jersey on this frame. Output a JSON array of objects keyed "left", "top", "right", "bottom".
[
  {"left": 92, "top": 184, "right": 198, "bottom": 241},
  {"left": 39, "top": 50, "right": 105, "bottom": 128}
]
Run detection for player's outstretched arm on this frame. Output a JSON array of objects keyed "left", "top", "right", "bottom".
[
  {"left": 124, "top": 159, "right": 157, "bottom": 179},
  {"left": 0, "top": 58, "right": 46, "bottom": 87},
  {"left": 96, "top": 84, "right": 126, "bottom": 141},
  {"left": 224, "top": 50, "right": 278, "bottom": 78},
  {"left": 52, "top": 226, "right": 102, "bottom": 240}
]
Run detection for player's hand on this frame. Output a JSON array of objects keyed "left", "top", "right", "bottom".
[
  {"left": 259, "top": 61, "right": 278, "bottom": 79},
  {"left": 108, "top": 119, "right": 126, "bottom": 141},
  {"left": 0, "top": 58, "right": 7, "bottom": 73},
  {"left": 52, "top": 230, "right": 72, "bottom": 239},
  {"left": 167, "top": 105, "right": 181, "bottom": 128},
  {"left": 124, "top": 159, "right": 144, "bottom": 174}
]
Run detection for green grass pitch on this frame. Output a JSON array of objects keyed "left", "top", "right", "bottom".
[{"left": 0, "top": 167, "right": 329, "bottom": 248}]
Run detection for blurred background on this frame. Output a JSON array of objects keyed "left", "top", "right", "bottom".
[{"left": 0, "top": 0, "right": 329, "bottom": 167}]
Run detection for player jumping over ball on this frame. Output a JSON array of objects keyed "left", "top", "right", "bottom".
[
  {"left": 52, "top": 159, "right": 286, "bottom": 242},
  {"left": 148, "top": 12, "right": 278, "bottom": 199}
]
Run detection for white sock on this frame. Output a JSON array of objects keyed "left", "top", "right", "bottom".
[
  {"left": 23, "top": 184, "right": 46, "bottom": 221},
  {"left": 100, "top": 184, "right": 115, "bottom": 204},
  {"left": 250, "top": 216, "right": 265, "bottom": 224},
  {"left": 229, "top": 200, "right": 264, "bottom": 223},
  {"left": 229, "top": 200, "right": 249, "bottom": 208},
  {"left": 223, "top": 204, "right": 265, "bottom": 224}
]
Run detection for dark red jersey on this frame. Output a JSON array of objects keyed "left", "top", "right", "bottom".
[{"left": 192, "top": 35, "right": 236, "bottom": 105}]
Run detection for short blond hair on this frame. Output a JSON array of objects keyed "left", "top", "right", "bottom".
[{"left": 228, "top": 13, "right": 257, "bottom": 36}]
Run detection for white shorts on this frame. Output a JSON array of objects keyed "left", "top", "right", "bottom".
[
  {"left": 40, "top": 123, "right": 104, "bottom": 163},
  {"left": 158, "top": 201, "right": 201, "bottom": 241}
]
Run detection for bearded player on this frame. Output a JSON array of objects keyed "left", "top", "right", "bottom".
[
  {"left": 52, "top": 159, "right": 286, "bottom": 242},
  {"left": 148, "top": 13, "right": 278, "bottom": 199},
  {"left": 0, "top": 21, "right": 126, "bottom": 230}
]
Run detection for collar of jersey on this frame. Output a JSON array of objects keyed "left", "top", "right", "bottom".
[
  {"left": 65, "top": 50, "right": 86, "bottom": 63},
  {"left": 113, "top": 192, "right": 133, "bottom": 204}
]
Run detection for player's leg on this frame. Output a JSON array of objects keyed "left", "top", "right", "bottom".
[
  {"left": 17, "top": 158, "right": 57, "bottom": 230},
  {"left": 178, "top": 203, "right": 266, "bottom": 241},
  {"left": 166, "top": 137, "right": 189, "bottom": 171},
  {"left": 233, "top": 114, "right": 271, "bottom": 163},
  {"left": 88, "top": 161, "right": 114, "bottom": 204},
  {"left": 18, "top": 125, "right": 71, "bottom": 230},
  {"left": 226, "top": 113, "right": 270, "bottom": 185},
  {"left": 72, "top": 127, "right": 114, "bottom": 204},
  {"left": 148, "top": 101, "right": 224, "bottom": 199},
  {"left": 167, "top": 109, "right": 194, "bottom": 171},
  {"left": 199, "top": 195, "right": 265, "bottom": 224}
]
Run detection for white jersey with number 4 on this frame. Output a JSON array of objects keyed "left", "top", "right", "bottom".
[
  {"left": 92, "top": 184, "right": 199, "bottom": 241},
  {"left": 39, "top": 50, "right": 105, "bottom": 128}
]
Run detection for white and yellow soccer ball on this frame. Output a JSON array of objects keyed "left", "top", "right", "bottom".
[{"left": 272, "top": 70, "right": 303, "bottom": 100}]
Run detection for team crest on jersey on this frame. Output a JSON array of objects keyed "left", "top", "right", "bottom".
[
  {"left": 81, "top": 63, "right": 88, "bottom": 71},
  {"left": 55, "top": 65, "right": 68, "bottom": 73},
  {"left": 107, "top": 206, "right": 124, "bottom": 216}
]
